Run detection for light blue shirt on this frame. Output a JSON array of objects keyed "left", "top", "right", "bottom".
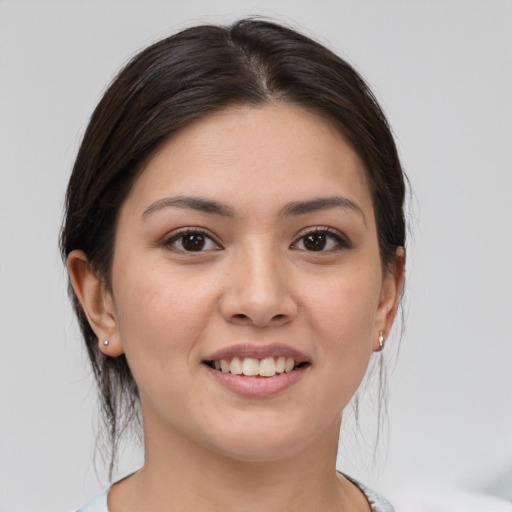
[
  {"left": 76, "top": 476, "right": 395, "bottom": 512},
  {"left": 76, "top": 491, "right": 108, "bottom": 512}
]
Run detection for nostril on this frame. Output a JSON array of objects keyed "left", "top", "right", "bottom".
[{"left": 232, "top": 312, "right": 291, "bottom": 325}]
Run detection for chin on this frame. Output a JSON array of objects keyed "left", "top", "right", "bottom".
[
  {"left": 213, "top": 435, "right": 305, "bottom": 463},
  {"left": 202, "top": 413, "right": 334, "bottom": 463}
]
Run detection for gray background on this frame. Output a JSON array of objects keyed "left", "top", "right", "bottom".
[{"left": 1, "top": 1, "right": 511, "bottom": 511}]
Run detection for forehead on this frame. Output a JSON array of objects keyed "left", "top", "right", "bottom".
[{"left": 123, "top": 103, "right": 373, "bottom": 220}]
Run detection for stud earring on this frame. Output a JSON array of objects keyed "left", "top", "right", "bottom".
[
  {"left": 377, "top": 331, "right": 385, "bottom": 351},
  {"left": 103, "top": 340, "right": 109, "bottom": 347}
]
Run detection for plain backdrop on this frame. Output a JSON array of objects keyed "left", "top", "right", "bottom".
[{"left": 1, "top": 1, "right": 511, "bottom": 511}]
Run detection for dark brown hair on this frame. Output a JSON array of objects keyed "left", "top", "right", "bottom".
[{"left": 60, "top": 18, "right": 406, "bottom": 476}]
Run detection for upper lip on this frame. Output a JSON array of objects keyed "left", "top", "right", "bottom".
[{"left": 203, "top": 343, "right": 310, "bottom": 363}]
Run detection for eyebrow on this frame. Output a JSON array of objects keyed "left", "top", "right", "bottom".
[
  {"left": 142, "top": 196, "right": 235, "bottom": 218},
  {"left": 142, "top": 195, "right": 366, "bottom": 225},
  {"left": 280, "top": 196, "right": 367, "bottom": 225}
]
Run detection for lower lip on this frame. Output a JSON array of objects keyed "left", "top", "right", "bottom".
[{"left": 203, "top": 365, "right": 308, "bottom": 397}]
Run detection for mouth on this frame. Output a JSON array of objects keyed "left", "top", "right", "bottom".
[
  {"left": 202, "top": 345, "right": 310, "bottom": 396},
  {"left": 203, "top": 356, "right": 310, "bottom": 378}
]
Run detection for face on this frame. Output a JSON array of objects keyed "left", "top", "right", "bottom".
[{"left": 104, "top": 103, "right": 400, "bottom": 461}]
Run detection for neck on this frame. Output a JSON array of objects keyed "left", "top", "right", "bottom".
[{"left": 108, "top": 414, "right": 366, "bottom": 512}]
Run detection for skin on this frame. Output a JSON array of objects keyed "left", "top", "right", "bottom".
[{"left": 68, "top": 103, "right": 404, "bottom": 512}]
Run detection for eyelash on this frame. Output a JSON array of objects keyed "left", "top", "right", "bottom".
[
  {"left": 291, "top": 227, "right": 350, "bottom": 252},
  {"left": 163, "top": 228, "right": 221, "bottom": 253},
  {"left": 162, "top": 227, "right": 349, "bottom": 253}
]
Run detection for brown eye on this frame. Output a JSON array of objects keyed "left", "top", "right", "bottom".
[
  {"left": 165, "top": 230, "right": 220, "bottom": 252},
  {"left": 292, "top": 229, "right": 348, "bottom": 252},
  {"left": 304, "top": 232, "right": 327, "bottom": 251},
  {"left": 181, "top": 233, "right": 206, "bottom": 251}
]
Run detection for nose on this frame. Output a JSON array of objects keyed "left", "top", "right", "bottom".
[{"left": 219, "top": 243, "right": 298, "bottom": 328}]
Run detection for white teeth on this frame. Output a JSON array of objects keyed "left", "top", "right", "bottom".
[
  {"left": 259, "top": 357, "right": 276, "bottom": 377},
  {"left": 284, "top": 357, "right": 295, "bottom": 373},
  {"left": 212, "top": 356, "right": 302, "bottom": 377},
  {"left": 276, "top": 356, "right": 286, "bottom": 373},
  {"left": 229, "top": 357, "right": 243, "bottom": 375},
  {"left": 242, "top": 358, "right": 259, "bottom": 376}
]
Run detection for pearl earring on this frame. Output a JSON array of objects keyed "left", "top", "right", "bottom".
[{"left": 103, "top": 340, "right": 109, "bottom": 346}]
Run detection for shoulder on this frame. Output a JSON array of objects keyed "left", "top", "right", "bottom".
[
  {"left": 344, "top": 474, "right": 396, "bottom": 512},
  {"left": 73, "top": 490, "right": 109, "bottom": 512}
]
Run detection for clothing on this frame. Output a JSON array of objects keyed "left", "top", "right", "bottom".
[
  {"left": 345, "top": 475, "right": 396, "bottom": 512},
  {"left": 75, "top": 475, "right": 395, "bottom": 512},
  {"left": 75, "top": 491, "right": 108, "bottom": 512}
]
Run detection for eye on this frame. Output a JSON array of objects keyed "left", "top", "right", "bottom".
[
  {"left": 164, "top": 229, "right": 221, "bottom": 252},
  {"left": 292, "top": 228, "right": 348, "bottom": 252}
]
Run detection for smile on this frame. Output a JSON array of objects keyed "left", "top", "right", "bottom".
[
  {"left": 205, "top": 356, "right": 308, "bottom": 377},
  {"left": 202, "top": 344, "right": 311, "bottom": 396}
]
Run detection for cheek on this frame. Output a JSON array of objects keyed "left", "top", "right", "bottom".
[
  {"left": 304, "top": 265, "right": 382, "bottom": 380},
  {"left": 111, "top": 259, "right": 218, "bottom": 377},
  {"left": 309, "top": 266, "right": 380, "bottom": 333}
]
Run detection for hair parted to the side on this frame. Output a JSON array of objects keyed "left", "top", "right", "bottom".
[{"left": 60, "top": 18, "right": 407, "bottom": 479}]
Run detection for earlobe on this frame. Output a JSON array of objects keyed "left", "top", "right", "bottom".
[
  {"left": 373, "top": 247, "right": 405, "bottom": 352},
  {"left": 66, "top": 250, "right": 124, "bottom": 357}
]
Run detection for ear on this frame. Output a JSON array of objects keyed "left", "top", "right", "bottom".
[
  {"left": 67, "top": 250, "right": 124, "bottom": 357},
  {"left": 373, "top": 247, "right": 405, "bottom": 352}
]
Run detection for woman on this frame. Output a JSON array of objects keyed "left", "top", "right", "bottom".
[{"left": 61, "top": 18, "right": 406, "bottom": 512}]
